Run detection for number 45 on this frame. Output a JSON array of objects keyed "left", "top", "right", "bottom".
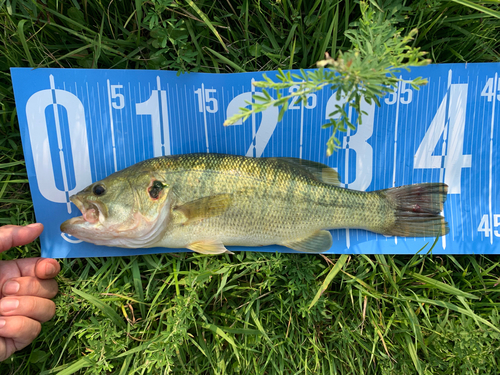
[
  {"left": 480, "top": 77, "right": 500, "bottom": 102},
  {"left": 414, "top": 83, "right": 471, "bottom": 194}
]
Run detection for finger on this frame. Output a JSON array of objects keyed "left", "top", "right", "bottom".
[
  {"left": 0, "top": 296, "right": 56, "bottom": 323},
  {"left": 14, "top": 258, "right": 61, "bottom": 279},
  {"left": 0, "top": 316, "right": 41, "bottom": 352},
  {"left": 0, "top": 257, "right": 61, "bottom": 281},
  {"left": 35, "top": 258, "right": 61, "bottom": 279},
  {"left": 0, "top": 224, "right": 44, "bottom": 253},
  {"left": 2, "top": 277, "right": 58, "bottom": 299}
]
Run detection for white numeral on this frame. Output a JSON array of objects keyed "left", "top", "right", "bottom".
[
  {"left": 195, "top": 87, "right": 218, "bottom": 113},
  {"left": 110, "top": 84, "right": 124, "bottom": 109},
  {"left": 25, "top": 75, "right": 92, "bottom": 213},
  {"left": 225, "top": 91, "right": 279, "bottom": 157},
  {"left": 477, "top": 214, "right": 500, "bottom": 238},
  {"left": 325, "top": 93, "right": 374, "bottom": 191},
  {"left": 288, "top": 85, "right": 317, "bottom": 109},
  {"left": 136, "top": 77, "right": 170, "bottom": 157},
  {"left": 414, "top": 83, "right": 471, "bottom": 194},
  {"left": 480, "top": 77, "right": 500, "bottom": 102},
  {"left": 385, "top": 79, "right": 413, "bottom": 105}
]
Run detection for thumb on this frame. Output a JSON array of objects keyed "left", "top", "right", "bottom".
[{"left": 0, "top": 224, "right": 44, "bottom": 253}]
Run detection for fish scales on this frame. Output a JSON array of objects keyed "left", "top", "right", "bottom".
[
  {"left": 60, "top": 153, "right": 449, "bottom": 254},
  {"left": 131, "top": 155, "right": 397, "bottom": 245}
]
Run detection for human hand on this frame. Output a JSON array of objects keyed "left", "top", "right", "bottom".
[{"left": 0, "top": 224, "right": 60, "bottom": 362}]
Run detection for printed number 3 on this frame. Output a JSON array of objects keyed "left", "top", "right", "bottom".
[{"left": 325, "top": 93, "right": 374, "bottom": 191}]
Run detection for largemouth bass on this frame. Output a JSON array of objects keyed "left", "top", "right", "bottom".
[{"left": 60, "top": 154, "right": 448, "bottom": 254}]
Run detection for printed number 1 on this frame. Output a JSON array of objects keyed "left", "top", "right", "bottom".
[{"left": 194, "top": 87, "right": 218, "bottom": 113}]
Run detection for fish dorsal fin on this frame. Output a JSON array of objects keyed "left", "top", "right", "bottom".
[
  {"left": 279, "top": 158, "right": 340, "bottom": 186},
  {"left": 281, "top": 230, "right": 332, "bottom": 253},
  {"left": 174, "top": 193, "right": 232, "bottom": 224},
  {"left": 187, "top": 240, "right": 233, "bottom": 255}
]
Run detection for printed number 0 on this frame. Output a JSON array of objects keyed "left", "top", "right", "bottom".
[{"left": 25, "top": 87, "right": 92, "bottom": 204}]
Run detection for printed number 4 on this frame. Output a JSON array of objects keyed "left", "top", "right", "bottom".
[
  {"left": 477, "top": 214, "right": 500, "bottom": 237},
  {"left": 480, "top": 77, "right": 500, "bottom": 102},
  {"left": 414, "top": 83, "right": 471, "bottom": 194}
]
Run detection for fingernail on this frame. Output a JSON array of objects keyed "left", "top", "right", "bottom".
[
  {"left": 3, "top": 281, "right": 20, "bottom": 295},
  {"left": 45, "top": 263, "right": 56, "bottom": 277},
  {"left": 27, "top": 223, "right": 41, "bottom": 228},
  {"left": 0, "top": 319, "right": 5, "bottom": 328},
  {"left": 0, "top": 299, "right": 19, "bottom": 312}
]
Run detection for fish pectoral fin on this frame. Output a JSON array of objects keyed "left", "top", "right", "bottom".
[
  {"left": 277, "top": 158, "right": 340, "bottom": 186},
  {"left": 187, "top": 240, "right": 234, "bottom": 255},
  {"left": 174, "top": 193, "right": 233, "bottom": 224},
  {"left": 281, "top": 230, "right": 332, "bottom": 253}
]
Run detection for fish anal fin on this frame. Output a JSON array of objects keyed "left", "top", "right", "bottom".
[
  {"left": 174, "top": 193, "right": 232, "bottom": 225},
  {"left": 187, "top": 240, "right": 233, "bottom": 255},
  {"left": 278, "top": 158, "right": 340, "bottom": 186},
  {"left": 282, "top": 230, "right": 332, "bottom": 253}
]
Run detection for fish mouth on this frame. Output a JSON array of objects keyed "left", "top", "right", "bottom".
[
  {"left": 72, "top": 196, "right": 108, "bottom": 224},
  {"left": 60, "top": 196, "right": 106, "bottom": 234}
]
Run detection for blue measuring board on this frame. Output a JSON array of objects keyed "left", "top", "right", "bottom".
[{"left": 10, "top": 64, "right": 500, "bottom": 258}]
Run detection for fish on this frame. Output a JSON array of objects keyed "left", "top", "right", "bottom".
[{"left": 60, "top": 153, "right": 449, "bottom": 254}]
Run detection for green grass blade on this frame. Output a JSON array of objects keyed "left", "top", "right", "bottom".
[
  {"left": 185, "top": 0, "right": 228, "bottom": 52},
  {"left": 399, "top": 295, "right": 500, "bottom": 334},
  {"left": 309, "top": 254, "right": 348, "bottom": 309},
  {"left": 407, "top": 271, "right": 479, "bottom": 300},
  {"left": 16, "top": 20, "right": 34, "bottom": 67},
  {"left": 202, "top": 323, "right": 240, "bottom": 362},
  {"left": 131, "top": 257, "right": 146, "bottom": 318},
  {"left": 55, "top": 357, "right": 93, "bottom": 375},
  {"left": 72, "top": 287, "right": 126, "bottom": 329},
  {"left": 450, "top": 0, "right": 500, "bottom": 19},
  {"left": 250, "top": 308, "right": 274, "bottom": 349},
  {"left": 204, "top": 47, "right": 246, "bottom": 72}
]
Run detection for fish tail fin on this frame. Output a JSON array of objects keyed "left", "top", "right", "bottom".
[{"left": 381, "top": 183, "right": 449, "bottom": 237}]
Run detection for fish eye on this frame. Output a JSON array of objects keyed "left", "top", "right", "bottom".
[
  {"left": 93, "top": 184, "right": 106, "bottom": 196},
  {"left": 149, "top": 180, "right": 165, "bottom": 200}
]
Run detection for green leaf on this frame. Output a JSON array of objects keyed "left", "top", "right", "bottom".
[
  {"left": 309, "top": 254, "right": 349, "bottom": 309},
  {"left": 407, "top": 271, "right": 479, "bottom": 300},
  {"left": 16, "top": 20, "right": 35, "bottom": 67},
  {"left": 202, "top": 323, "right": 240, "bottom": 362},
  {"left": 185, "top": 0, "right": 228, "bottom": 52},
  {"left": 72, "top": 288, "right": 126, "bottom": 329}
]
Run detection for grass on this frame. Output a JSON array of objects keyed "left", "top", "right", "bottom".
[{"left": 1, "top": 0, "right": 500, "bottom": 373}]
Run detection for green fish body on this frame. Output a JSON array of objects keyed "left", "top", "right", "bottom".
[{"left": 60, "top": 154, "right": 449, "bottom": 254}]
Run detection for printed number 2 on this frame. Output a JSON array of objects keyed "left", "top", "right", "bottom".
[{"left": 414, "top": 83, "right": 471, "bottom": 194}]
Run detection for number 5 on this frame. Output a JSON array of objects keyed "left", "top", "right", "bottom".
[
  {"left": 110, "top": 84, "right": 124, "bottom": 109},
  {"left": 204, "top": 89, "right": 218, "bottom": 113}
]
